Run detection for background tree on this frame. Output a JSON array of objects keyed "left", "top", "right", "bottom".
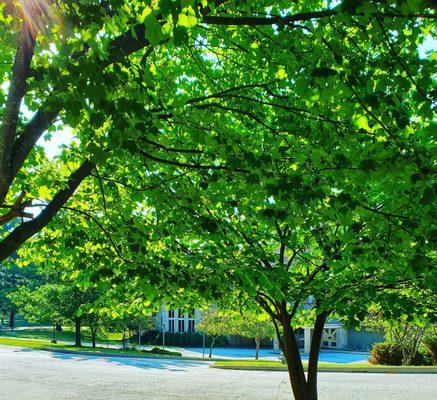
[
  {"left": 197, "top": 309, "right": 232, "bottom": 358},
  {"left": 9, "top": 284, "right": 64, "bottom": 342},
  {"left": 9, "top": 278, "right": 102, "bottom": 346},
  {"left": 231, "top": 312, "right": 275, "bottom": 360},
  {"left": 423, "top": 327, "right": 437, "bottom": 365},
  {"left": 0, "top": 259, "right": 40, "bottom": 329}
]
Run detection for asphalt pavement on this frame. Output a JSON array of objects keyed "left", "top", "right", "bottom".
[{"left": 0, "top": 345, "right": 435, "bottom": 400}]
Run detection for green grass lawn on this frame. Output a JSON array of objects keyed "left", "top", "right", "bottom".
[
  {"left": 0, "top": 327, "right": 122, "bottom": 344},
  {"left": 0, "top": 337, "right": 177, "bottom": 358},
  {"left": 0, "top": 336, "right": 204, "bottom": 360},
  {"left": 0, "top": 337, "right": 62, "bottom": 349},
  {"left": 211, "top": 360, "right": 437, "bottom": 373}
]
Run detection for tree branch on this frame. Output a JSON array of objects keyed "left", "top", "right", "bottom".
[
  {"left": 202, "top": 10, "right": 436, "bottom": 26},
  {"left": 139, "top": 149, "right": 248, "bottom": 172},
  {"left": 0, "top": 159, "right": 95, "bottom": 262},
  {"left": 7, "top": 25, "right": 155, "bottom": 201},
  {"left": 0, "top": 20, "right": 36, "bottom": 203}
]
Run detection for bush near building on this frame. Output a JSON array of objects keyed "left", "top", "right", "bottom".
[
  {"left": 369, "top": 342, "right": 432, "bottom": 366},
  {"left": 138, "top": 330, "right": 228, "bottom": 348}
]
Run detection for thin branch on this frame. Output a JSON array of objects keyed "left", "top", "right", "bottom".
[
  {"left": 139, "top": 149, "right": 248, "bottom": 172},
  {"left": 61, "top": 205, "right": 133, "bottom": 264}
]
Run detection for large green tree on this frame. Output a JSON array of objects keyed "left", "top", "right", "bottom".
[{"left": 0, "top": 1, "right": 435, "bottom": 400}]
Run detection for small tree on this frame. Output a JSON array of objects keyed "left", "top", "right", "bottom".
[
  {"left": 366, "top": 312, "right": 429, "bottom": 366},
  {"left": 197, "top": 309, "right": 232, "bottom": 358},
  {"left": 231, "top": 313, "right": 275, "bottom": 360}
]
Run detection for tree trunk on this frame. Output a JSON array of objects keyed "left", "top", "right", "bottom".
[
  {"left": 255, "top": 338, "right": 260, "bottom": 360},
  {"left": 56, "top": 323, "right": 62, "bottom": 332},
  {"left": 209, "top": 337, "right": 216, "bottom": 358},
  {"left": 9, "top": 307, "right": 15, "bottom": 329},
  {"left": 51, "top": 324, "right": 57, "bottom": 343},
  {"left": 307, "top": 312, "right": 328, "bottom": 400},
  {"left": 138, "top": 324, "right": 141, "bottom": 348},
  {"left": 282, "top": 321, "right": 309, "bottom": 400},
  {"left": 74, "top": 318, "right": 82, "bottom": 347},
  {"left": 122, "top": 330, "right": 127, "bottom": 349}
]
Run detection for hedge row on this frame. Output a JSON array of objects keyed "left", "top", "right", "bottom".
[{"left": 136, "top": 330, "right": 229, "bottom": 347}]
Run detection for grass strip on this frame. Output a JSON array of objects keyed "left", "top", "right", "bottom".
[
  {"left": 211, "top": 360, "right": 437, "bottom": 374},
  {"left": 0, "top": 328, "right": 121, "bottom": 343},
  {"left": 0, "top": 337, "right": 60, "bottom": 349}
]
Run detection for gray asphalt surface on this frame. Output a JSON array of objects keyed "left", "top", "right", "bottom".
[{"left": 0, "top": 345, "right": 435, "bottom": 400}]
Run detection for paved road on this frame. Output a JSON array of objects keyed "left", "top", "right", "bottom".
[{"left": 0, "top": 346, "right": 435, "bottom": 400}]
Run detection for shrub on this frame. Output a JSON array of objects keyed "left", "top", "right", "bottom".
[
  {"left": 146, "top": 347, "right": 181, "bottom": 356},
  {"left": 138, "top": 329, "right": 159, "bottom": 344},
  {"left": 422, "top": 335, "right": 437, "bottom": 365},
  {"left": 146, "top": 332, "right": 228, "bottom": 347},
  {"left": 370, "top": 343, "right": 403, "bottom": 365},
  {"left": 370, "top": 342, "right": 432, "bottom": 366}
]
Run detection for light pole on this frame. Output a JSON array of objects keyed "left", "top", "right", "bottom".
[{"left": 51, "top": 323, "right": 57, "bottom": 343}]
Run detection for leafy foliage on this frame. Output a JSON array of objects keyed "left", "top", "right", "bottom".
[{"left": 422, "top": 330, "right": 437, "bottom": 365}]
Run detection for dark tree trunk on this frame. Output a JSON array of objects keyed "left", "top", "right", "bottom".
[
  {"left": 279, "top": 312, "right": 328, "bottom": 400},
  {"left": 307, "top": 312, "right": 328, "bottom": 400},
  {"left": 282, "top": 321, "right": 309, "bottom": 400},
  {"left": 255, "top": 338, "right": 260, "bottom": 360},
  {"left": 0, "top": 160, "right": 95, "bottom": 262},
  {"left": 74, "top": 318, "right": 82, "bottom": 347},
  {"left": 56, "top": 323, "right": 62, "bottom": 332},
  {"left": 9, "top": 307, "right": 15, "bottom": 329},
  {"left": 90, "top": 323, "right": 98, "bottom": 348},
  {"left": 209, "top": 337, "right": 216, "bottom": 358},
  {"left": 122, "top": 330, "right": 127, "bottom": 349},
  {"left": 257, "top": 296, "right": 328, "bottom": 400}
]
